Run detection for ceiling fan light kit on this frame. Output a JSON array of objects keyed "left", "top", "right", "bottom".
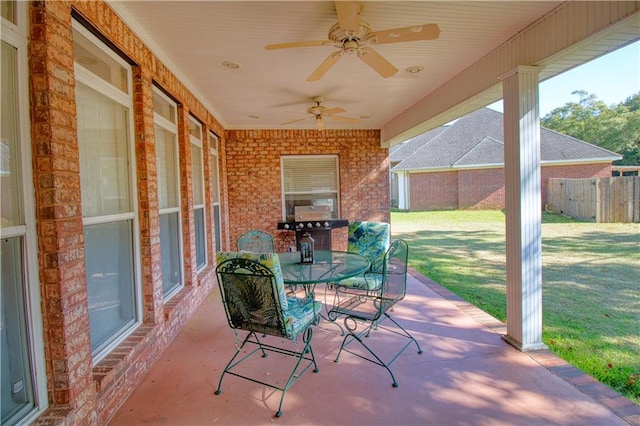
[{"left": 268, "top": 0, "right": 440, "bottom": 129}]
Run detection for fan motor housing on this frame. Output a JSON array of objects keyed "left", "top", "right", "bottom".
[{"left": 329, "top": 22, "right": 371, "bottom": 44}]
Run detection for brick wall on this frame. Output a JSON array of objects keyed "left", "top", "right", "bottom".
[
  {"left": 224, "top": 129, "right": 389, "bottom": 252},
  {"left": 29, "top": 2, "right": 96, "bottom": 423},
  {"left": 409, "top": 170, "right": 458, "bottom": 210},
  {"left": 407, "top": 163, "right": 613, "bottom": 210},
  {"left": 29, "top": 1, "right": 223, "bottom": 424},
  {"left": 459, "top": 168, "right": 505, "bottom": 209},
  {"left": 26, "top": 2, "right": 391, "bottom": 424}
]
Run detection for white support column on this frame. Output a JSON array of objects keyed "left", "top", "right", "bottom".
[
  {"left": 398, "top": 171, "right": 409, "bottom": 210},
  {"left": 500, "top": 66, "right": 547, "bottom": 351}
]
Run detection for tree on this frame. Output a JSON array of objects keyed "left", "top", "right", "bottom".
[{"left": 541, "top": 91, "right": 640, "bottom": 165}]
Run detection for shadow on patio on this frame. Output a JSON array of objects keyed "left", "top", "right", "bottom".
[{"left": 109, "top": 271, "right": 635, "bottom": 425}]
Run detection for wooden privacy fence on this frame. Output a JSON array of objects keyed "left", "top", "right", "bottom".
[{"left": 547, "top": 177, "right": 640, "bottom": 223}]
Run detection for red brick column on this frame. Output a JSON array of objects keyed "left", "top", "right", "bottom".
[
  {"left": 29, "top": 0, "right": 97, "bottom": 422},
  {"left": 177, "top": 107, "right": 196, "bottom": 285},
  {"left": 132, "top": 67, "right": 164, "bottom": 325}
]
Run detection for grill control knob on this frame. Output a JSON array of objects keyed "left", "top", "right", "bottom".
[
  {"left": 307, "top": 222, "right": 313, "bottom": 228},
  {"left": 324, "top": 221, "right": 330, "bottom": 228},
  {"left": 284, "top": 224, "right": 289, "bottom": 229},
  {"left": 315, "top": 222, "right": 321, "bottom": 228}
]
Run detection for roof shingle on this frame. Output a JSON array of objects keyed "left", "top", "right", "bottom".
[{"left": 391, "top": 108, "right": 621, "bottom": 171}]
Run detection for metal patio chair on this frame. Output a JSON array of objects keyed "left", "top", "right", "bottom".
[
  {"left": 328, "top": 239, "right": 423, "bottom": 387},
  {"left": 236, "top": 229, "right": 275, "bottom": 253},
  {"left": 214, "top": 251, "right": 320, "bottom": 417}
]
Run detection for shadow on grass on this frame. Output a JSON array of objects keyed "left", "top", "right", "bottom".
[{"left": 395, "top": 222, "right": 640, "bottom": 402}]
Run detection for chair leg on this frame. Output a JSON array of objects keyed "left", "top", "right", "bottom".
[
  {"left": 382, "top": 312, "right": 423, "bottom": 355},
  {"left": 334, "top": 314, "right": 422, "bottom": 388},
  {"left": 334, "top": 321, "right": 399, "bottom": 387},
  {"left": 275, "top": 327, "right": 319, "bottom": 417},
  {"left": 215, "top": 332, "right": 254, "bottom": 395},
  {"left": 253, "top": 333, "right": 269, "bottom": 357},
  {"left": 215, "top": 328, "right": 319, "bottom": 417}
]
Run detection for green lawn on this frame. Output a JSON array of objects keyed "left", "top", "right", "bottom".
[{"left": 391, "top": 210, "right": 640, "bottom": 403}]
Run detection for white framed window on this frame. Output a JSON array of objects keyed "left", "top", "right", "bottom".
[
  {"left": 281, "top": 155, "right": 340, "bottom": 221},
  {"left": 1, "top": 2, "right": 48, "bottom": 424},
  {"left": 189, "top": 116, "right": 206, "bottom": 270},
  {"left": 209, "top": 132, "right": 222, "bottom": 253},
  {"left": 153, "top": 87, "right": 183, "bottom": 300},
  {"left": 73, "top": 21, "right": 141, "bottom": 362}
]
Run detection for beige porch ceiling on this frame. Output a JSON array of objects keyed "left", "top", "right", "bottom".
[{"left": 108, "top": 1, "right": 640, "bottom": 145}]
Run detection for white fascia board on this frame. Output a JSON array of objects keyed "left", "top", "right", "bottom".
[{"left": 541, "top": 158, "right": 623, "bottom": 167}]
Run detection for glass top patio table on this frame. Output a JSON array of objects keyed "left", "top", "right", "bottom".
[{"left": 278, "top": 250, "right": 370, "bottom": 285}]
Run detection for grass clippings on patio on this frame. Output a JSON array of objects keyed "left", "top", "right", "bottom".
[{"left": 391, "top": 210, "right": 640, "bottom": 403}]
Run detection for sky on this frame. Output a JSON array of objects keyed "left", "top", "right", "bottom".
[{"left": 489, "top": 40, "right": 640, "bottom": 117}]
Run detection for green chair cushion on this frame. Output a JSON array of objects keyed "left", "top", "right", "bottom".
[
  {"left": 346, "top": 221, "right": 391, "bottom": 272},
  {"left": 284, "top": 298, "right": 322, "bottom": 337},
  {"left": 336, "top": 273, "right": 383, "bottom": 291}
]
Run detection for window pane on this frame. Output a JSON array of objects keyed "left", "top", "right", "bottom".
[
  {"left": 282, "top": 157, "right": 337, "bottom": 193},
  {"left": 1, "top": 42, "right": 23, "bottom": 226},
  {"left": 188, "top": 117, "right": 201, "bottom": 140},
  {"left": 155, "top": 126, "right": 178, "bottom": 209},
  {"left": 152, "top": 90, "right": 176, "bottom": 124},
  {"left": 73, "top": 27, "right": 128, "bottom": 93},
  {"left": 282, "top": 156, "right": 339, "bottom": 221},
  {"left": 209, "top": 132, "right": 218, "bottom": 151},
  {"left": 285, "top": 193, "right": 338, "bottom": 221},
  {"left": 77, "top": 82, "right": 131, "bottom": 217},
  {"left": 210, "top": 154, "right": 219, "bottom": 204},
  {"left": 85, "top": 221, "right": 136, "bottom": 354},
  {"left": 210, "top": 151, "right": 221, "bottom": 252},
  {"left": 160, "top": 212, "right": 181, "bottom": 299},
  {"left": 191, "top": 144, "right": 203, "bottom": 205},
  {"left": 1, "top": 1, "right": 16, "bottom": 23},
  {"left": 194, "top": 208, "right": 205, "bottom": 269},
  {"left": 213, "top": 205, "right": 221, "bottom": 252},
  {"left": 1, "top": 237, "right": 35, "bottom": 425}
]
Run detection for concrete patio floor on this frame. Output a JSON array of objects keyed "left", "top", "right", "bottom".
[{"left": 109, "top": 270, "right": 638, "bottom": 425}]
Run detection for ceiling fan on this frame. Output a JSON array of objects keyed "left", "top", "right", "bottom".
[
  {"left": 281, "top": 96, "right": 360, "bottom": 130},
  {"left": 265, "top": 1, "right": 440, "bottom": 81}
]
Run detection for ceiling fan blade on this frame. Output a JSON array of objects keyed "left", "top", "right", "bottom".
[
  {"left": 330, "top": 115, "right": 360, "bottom": 125},
  {"left": 307, "top": 51, "right": 343, "bottom": 82},
  {"left": 335, "top": 1, "right": 361, "bottom": 32},
  {"left": 265, "top": 40, "right": 332, "bottom": 50},
  {"left": 281, "top": 116, "right": 311, "bottom": 126},
  {"left": 368, "top": 23, "right": 441, "bottom": 44},
  {"left": 323, "top": 107, "right": 346, "bottom": 116},
  {"left": 357, "top": 47, "right": 398, "bottom": 78}
]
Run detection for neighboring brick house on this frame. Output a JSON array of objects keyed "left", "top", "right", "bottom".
[{"left": 390, "top": 108, "right": 622, "bottom": 211}]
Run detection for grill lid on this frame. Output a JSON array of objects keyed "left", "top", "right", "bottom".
[{"left": 294, "top": 205, "right": 331, "bottom": 221}]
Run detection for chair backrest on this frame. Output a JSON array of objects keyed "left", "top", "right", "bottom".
[
  {"left": 346, "top": 221, "right": 391, "bottom": 272},
  {"left": 215, "top": 251, "right": 289, "bottom": 337},
  {"left": 380, "top": 239, "right": 409, "bottom": 306},
  {"left": 236, "top": 230, "right": 275, "bottom": 253}
]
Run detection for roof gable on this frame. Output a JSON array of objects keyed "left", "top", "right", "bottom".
[{"left": 390, "top": 127, "right": 446, "bottom": 162}]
